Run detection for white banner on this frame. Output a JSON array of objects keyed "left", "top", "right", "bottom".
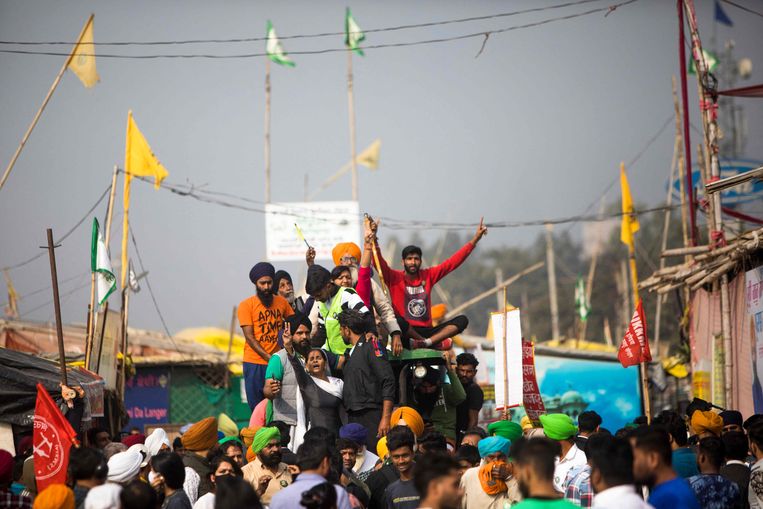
[
  {"left": 265, "top": 201, "right": 361, "bottom": 262},
  {"left": 492, "top": 308, "right": 523, "bottom": 411},
  {"left": 747, "top": 267, "right": 763, "bottom": 412}
]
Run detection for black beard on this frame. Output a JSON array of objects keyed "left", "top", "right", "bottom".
[
  {"left": 259, "top": 450, "right": 282, "bottom": 468},
  {"left": 257, "top": 288, "right": 274, "bottom": 307}
]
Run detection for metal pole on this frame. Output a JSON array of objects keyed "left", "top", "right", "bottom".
[
  {"left": 545, "top": 224, "right": 560, "bottom": 340},
  {"left": 347, "top": 50, "right": 358, "bottom": 202},
  {"left": 46, "top": 228, "right": 68, "bottom": 386},
  {"left": 264, "top": 58, "right": 272, "bottom": 204}
]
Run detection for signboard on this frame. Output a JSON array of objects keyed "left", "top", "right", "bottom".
[
  {"left": 672, "top": 159, "right": 763, "bottom": 205},
  {"left": 492, "top": 309, "right": 523, "bottom": 411},
  {"left": 124, "top": 367, "right": 171, "bottom": 432},
  {"left": 747, "top": 267, "right": 763, "bottom": 413},
  {"left": 265, "top": 201, "right": 361, "bottom": 262}
]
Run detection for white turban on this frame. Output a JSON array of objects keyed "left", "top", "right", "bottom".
[
  {"left": 107, "top": 450, "right": 143, "bottom": 484},
  {"left": 127, "top": 443, "right": 149, "bottom": 468},
  {"left": 145, "top": 428, "right": 171, "bottom": 458},
  {"left": 84, "top": 483, "right": 122, "bottom": 509}
]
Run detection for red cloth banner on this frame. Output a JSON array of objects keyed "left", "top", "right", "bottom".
[
  {"left": 618, "top": 300, "right": 652, "bottom": 367},
  {"left": 522, "top": 338, "right": 546, "bottom": 425},
  {"left": 33, "top": 383, "right": 78, "bottom": 491}
]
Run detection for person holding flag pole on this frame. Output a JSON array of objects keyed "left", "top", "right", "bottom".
[
  {"left": 618, "top": 163, "right": 652, "bottom": 421},
  {"left": 264, "top": 20, "right": 295, "bottom": 203},
  {"left": 0, "top": 14, "right": 99, "bottom": 192}
]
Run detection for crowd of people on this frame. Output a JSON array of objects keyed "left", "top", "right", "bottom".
[
  {"left": 5, "top": 219, "right": 763, "bottom": 509},
  {"left": 6, "top": 403, "right": 763, "bottom": 509}
]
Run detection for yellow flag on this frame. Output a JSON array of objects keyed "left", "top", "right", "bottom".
[
  {"left": 122, "top": 111, "right": 169, "bottom": 287},
  {"left": 125, "top": 111, "right": 169, "bottom": 187},
  {"left": 620, "top": 162, "right": 639, "bottom": 248},
  {"left": 67, "top": 15, "right": 99, "bottom": 88},
  {"left": 356, "top": 139, "right": 381, "bottom": 170}
]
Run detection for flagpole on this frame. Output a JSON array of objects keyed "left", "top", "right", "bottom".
[
  {"left": 119, "top": 288, "right": 129, "bottom": 400},
  {"left": 677, "top": 0, "right": 697, "bottom": 246},
  {"left": 347, "top": 49, "right": 359, "bottom": 202},
  {"left": 46, "top": 228, "right": 68, "bottom": 386},
  {"left": 502, "top": 286, "right": 509, "bottom": 419},
  {"left": 264, "top": 58, "right": 272, "bottom": 204},
  {"left": 0, "top": 15, "right": 93, "bottom": 192},
  {"left": 104, "top": 165, "right": 118, "bottom": 246},
  {"left": 627, "top": 221, "right": 652, "bottom": 421}
]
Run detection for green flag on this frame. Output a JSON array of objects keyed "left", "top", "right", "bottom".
[
  {"left": 688, "top": 49, "right": 718, "bottom": 75},
  {"left": 90, "top": 218, "right": 116, "bottom": 306},
  {"left": 266, "top": 20, "right": 295, "bottom": 67},
  {"left": 344, "top": 8, "right": 365, "bottom": 56},
  {"left": 575, "top": 276, "right": 590, "bottom": 322}
]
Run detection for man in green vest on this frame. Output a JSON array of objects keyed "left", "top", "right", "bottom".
[{"left": 305, "top": 264, "right": 375, "bottom": 355}]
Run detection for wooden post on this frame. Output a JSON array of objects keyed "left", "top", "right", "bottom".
[
  {"left": 95, "top": 302, "right": 109, "bottom": 375},
  {"left": 104, "top": 166, "right": 119, "bottom": 246},
  {"left": 347, "top": 50, "right": 359, "bottom": 202},
  {"left": 495, "top": 268, "right": 504, "bottom": 311},
  {"left": 677, "top": 0, "right": 697, "bottom": 246},
  {"left": 119, "top": 289, "right": 129, "bottom": 399},
  {"left": 0, "top": 15, "right": 94, "bottom": 192},
  {"left": 45, "top": 228, "right": 68, "bottom": 386},
  {"left": 264, "top": 58, "right": 272, "bottom": 204},
  {"left": 545, "top": 224, "right": 560, "bottom": 340}
]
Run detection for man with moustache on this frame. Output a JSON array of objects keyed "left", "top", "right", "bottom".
[
  {"left": 241, "top": 427, "right": 292, "bottom": 505},
  {"left": 239, "top": 262, "right": 294, "bottom": 410},
  {"left": 273, "top": 270, "right": 306, "bottom": 314}
]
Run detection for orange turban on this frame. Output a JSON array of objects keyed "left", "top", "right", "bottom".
[
  {"left": 332, "top": 243, "right": 361, "bottom": 267},
  {"left": 431, "top": 304, "right": 447, "bottom": 321},
  {"left": 240, "top": 426, "right": 259, "bottom": 449},
  {"left": 182, "top": 417, "right": 218, "bottom": 451},
  {"left": 691, "top": 410, "right": 723, "bottom": 437},
  {"left": 34, "top": 484, "right": 74, "bottom": 509},
  {"left": 391, "top": 407, "right": 425, "bottom": 438},
  {"left": 246, "top": 446, "right": 257, "bottom": 463}
]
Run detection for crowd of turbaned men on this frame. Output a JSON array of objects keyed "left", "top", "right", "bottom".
[{"left": 5, "top": 218, "right": 763, "bottom": 509}]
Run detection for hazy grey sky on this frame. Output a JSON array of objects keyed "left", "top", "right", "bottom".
[{"left": 1, "top": 0, "right": 761, "bottom": 333}]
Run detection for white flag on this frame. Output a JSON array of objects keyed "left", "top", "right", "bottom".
[{"left": 90, "top": 218, "right": 116, "bottom": 306}]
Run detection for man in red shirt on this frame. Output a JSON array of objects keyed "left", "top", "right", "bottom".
[{"left": 372, "top": 219, "right": 487, "bottom": 350}]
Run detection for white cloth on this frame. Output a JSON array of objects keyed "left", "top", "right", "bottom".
[
  {"left": 353, "top": 448, "right": 379, "bottom": 475},
  {"left": 553, "top": 444, "right": 587, "bottom": 492},
  {"left": 184, "top": 467, "right": 200, "bottom": 504},
  {"left": 312, "top": 375, "right": 344, "bottom": 399},
  {"left": 145, "top": 428, "right": 171, "bottom": 457},
  {"left": 107, "top": 450, "right": 143, "bottom": 483},
  {"left": 193, "top": 492, "right": 215, "bottom": 509},
  {"left": 592, "top": 484, "right": 654, "bottom": 509},
  {"left": 84, "top": 483, "right": 122, "bottom": 509}
]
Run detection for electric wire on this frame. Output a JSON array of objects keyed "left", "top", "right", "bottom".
[{"left": 720, "top": 0, "right": 763, "bottom": 19}]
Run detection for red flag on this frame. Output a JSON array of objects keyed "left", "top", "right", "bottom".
[
  {"left": 33, "top": 383, "right": 78, "bottom": 491},
  {"left": 618, "top": 300, "right": 652, "bottom": 367}
]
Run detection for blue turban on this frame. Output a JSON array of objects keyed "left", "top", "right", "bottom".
[
  {"left": 339, "top": 423, "right": 368, "bottom": 445},
  {"left": 249, "top": 262, "right": 275, "bottom": 284},
  {"left": 478, "top": 436, "right": 511, "bottom": 458}
]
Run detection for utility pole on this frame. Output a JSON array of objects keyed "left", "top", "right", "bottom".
[
  {"left": 45, "top": 228, "right": 68, "bottom": 386},
  {"left": 545, "top": 224, "right": 560, "bottom": 340}
]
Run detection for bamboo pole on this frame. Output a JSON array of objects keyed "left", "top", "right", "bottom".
[
  {"left": 580, "top": 200, "right": 605, "bottom": 341},
  {"left": 118, "top": 289, "right": 128, "bottom": 398},
  {"left": 264, "top": 58, "right": 272, "bottom": 204},
  {"left": 104, "top": 166, "right": 118, "bottom": 246},
  {"left": 347, "top": 49, "right": 358, "bottom": 202},
  {"left": 502, "top": 286, "right": 509, "bottom": 418},
  {"left": 677, "top": 1, "right": 697, "bottom": 246},
  {"left": 85, "top": 273, "right": 96, "bottom": 369},
  {"left": 0, "top": 15, "right": 94, "bottom": 192},
  {"left": 46, "top": 229, "right": 68, "bottom": 386},
  {"left": 445, "top": 261, "right": 544, "bottom": 319}
]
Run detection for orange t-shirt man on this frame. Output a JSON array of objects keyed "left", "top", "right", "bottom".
[{"left": 238, "top": 294, "right": 294, "bottom": 364}]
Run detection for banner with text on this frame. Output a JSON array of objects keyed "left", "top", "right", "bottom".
[
  {"left": 522, "top": 338, "right": 546, "bottom": 425},
  {"left": 124, "top": 368, "right": 171, "bottom": 431},
  {"left": 265, "top": 201, "right": 360, "bottom": 262}
]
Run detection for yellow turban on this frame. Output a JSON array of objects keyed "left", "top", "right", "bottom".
[
  {"left": 691, "top": 410, "right": 723, "bottom": 437},
  {"left": 218, "top": 413, "right": 238, "bottom": 438},
  {"left": 431, "top": 304, "right": 447, "bottom": 321},
  {"left": 376, "top": 436, "right": 388, "bottom": 459},
  {"left": 520, "top": 415, "right": 534, "bottom": 431},
  {"left": 182, "top": 417, "right": 218, "bottom": 451},
  {"left": 332, "top": 243, "right": 361, "bottom": 267},
  {"left": 34, "top": 484, "right": 74, "bottom": 509},
  {"left": 391, "top": 407, "right": 425, "bottom": 438}
]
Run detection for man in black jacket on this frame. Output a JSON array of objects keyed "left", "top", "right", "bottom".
[
  {"left": 338, "top": 309, "right": 395, "bottom": 451},
  {"left": 720, "top": 431, "right": 750, "bottom": 509}
]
